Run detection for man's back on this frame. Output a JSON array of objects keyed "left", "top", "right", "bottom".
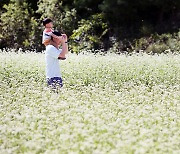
[{"left": 45, "top": 45, "right": 62, "bottom": 79}]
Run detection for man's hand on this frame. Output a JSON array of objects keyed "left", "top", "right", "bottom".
[{"left": 60, "top": 34, "right": 68, "bottom": 44}]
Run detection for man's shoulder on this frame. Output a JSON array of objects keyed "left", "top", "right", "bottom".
[
  {"left": 46, "top": 45, "right": 56, "bottom": 50},
  {"left": 45, "top": 45, "right": 61, "bottom": 59},
  {"left": 46, "top": 45, "right": 61, "bottom": 54}
]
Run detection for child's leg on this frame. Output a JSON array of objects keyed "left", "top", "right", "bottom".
[{"left": 59, "top": 42, "right": 67, "bottom": 58}]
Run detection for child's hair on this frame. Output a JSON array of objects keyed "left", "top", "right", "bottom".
[{"left": 43, "top": 18, "right": 53, "bottom": 26}]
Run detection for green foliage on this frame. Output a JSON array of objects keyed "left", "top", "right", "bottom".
[
  {"left": 26, "top": 17, "right": 43, "bottom": 51},
  {"left": 110, "top": 31, "right": 180, "bottom": 54},
  {"left": 145, "top": 33, "right": 180, "bottom": 54},
  {"left": 37, "top": 0, "right": 63, "bottom": 21},
  {"left": 100, "top": 0, "right": 180, "bottom": 35},
  {"left": 70, "top": 13, "right": 108, "bottom": 53},
  {"left": 0, "top": 0, "right": 10, "bottom": 9},
  {"left": 140, "top": 23, "right": 154, "bottom": 36},
  {"left": 146, "top": 43, "right": 169, "bottom": 54},
  {"left": 0, "top": 0, "right": 39, "bottom": 50},
  {"left": 140, "top": 33, "right": 180, "bottom": 54}
]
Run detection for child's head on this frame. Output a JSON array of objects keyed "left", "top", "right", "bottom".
[{"left": 43, "top": 18, "right": 53, "bottom": 28}]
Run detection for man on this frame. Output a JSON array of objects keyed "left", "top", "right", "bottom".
[{"left": 45, "top": 31, "right": 68, "bottom": 89}]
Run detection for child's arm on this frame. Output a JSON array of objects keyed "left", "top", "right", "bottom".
[
  {"left": 42, "top": 32, "right": 60, "bottom": 46},
  {"left": 43, "top": 38, "right": 59, "bottom": 47},
  {"left": 42, "top": 39, "right": 51, "bottom": 46}
]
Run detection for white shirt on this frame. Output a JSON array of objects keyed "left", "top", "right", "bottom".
[
  {"left": 42, "top": 31, "right": 52, "bottom": 43},
  {"left": 45, "top": 45, "right": 62, "bottom": 78}
]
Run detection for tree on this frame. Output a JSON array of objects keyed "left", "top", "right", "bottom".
[
  {"left": 0, "top": 0, "right": 179, "bottom": 52},
  {"left": 37, "top": 0, "right": 77, "bottom": 36},
  {"left": 100, "top": 0, "right": 180, "bottom": 38},
  {"left": 71, "top": 13, "right": 108, "bottom": 52},
  {"left": 0, "top": 0, "right": 40, "bottom": 50}
]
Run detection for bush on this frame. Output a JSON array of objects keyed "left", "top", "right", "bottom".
[
  {"left": 110, "top": 31, "right": 180, "bottom": 54},
  {"left": 70, "top": 13, "right": 108, "bottom": 53},
  {"left": 0, "top": 0, "right": 41, "bottom": 51},
  {"left": 146, "top": 43, "right": 169, "bottom": 54}
]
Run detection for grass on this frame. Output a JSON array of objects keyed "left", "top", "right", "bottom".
[{"left": 0, "top": 50, "right": 180, "bottom": 153}]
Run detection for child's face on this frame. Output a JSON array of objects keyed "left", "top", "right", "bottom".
[{"left": 45, "top": 22, "right": 53, "bottom": 29}]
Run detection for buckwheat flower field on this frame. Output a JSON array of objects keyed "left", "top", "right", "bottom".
[{"left": 0, "top": 50, "right": 180, "bottom": 153}]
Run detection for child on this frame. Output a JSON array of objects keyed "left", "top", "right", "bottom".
[{"left": 42, "top": 18, "right": 66, "bottom": 59}]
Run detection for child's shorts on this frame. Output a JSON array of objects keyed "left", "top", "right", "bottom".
[{"left": 47, "top": 77, "right": 63, "bottom": 88}]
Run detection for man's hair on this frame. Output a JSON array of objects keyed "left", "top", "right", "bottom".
[
  {"left": 42, "top": 18, "right": 53, "bottom": 26},
  {"left": 52, "top": 31, "right": 62, "bottom": 36},
  {"left": 51, "top": 31, "right": 62, "bottom": 40}
]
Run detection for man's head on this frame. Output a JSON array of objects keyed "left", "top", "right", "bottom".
[
  {"left": 52, "top": 31, "right": 62, "bottom": 37},
  {"left": 43, "top": 18, "right": 53, "bottom": 28},
  {"left": 52, "top": 31, "right": 62, "bottom": 45}
]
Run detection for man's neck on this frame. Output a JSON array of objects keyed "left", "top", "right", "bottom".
[
  {"left": 52, "top": 44, "right": 58, "bottom": 49},
  {"left": 49, "top": 40, "right": 58, "bottom": 49}
]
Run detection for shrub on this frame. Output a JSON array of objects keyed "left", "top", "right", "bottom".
[
  {"left": 70, "top": 13, "right": 108, "bottom": 53},
  {"left": 0, "top": 0, "right": 40, "bottom": 51},
  {"left": 110, "top": 31, "right": 180, "bottom": 54}
]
